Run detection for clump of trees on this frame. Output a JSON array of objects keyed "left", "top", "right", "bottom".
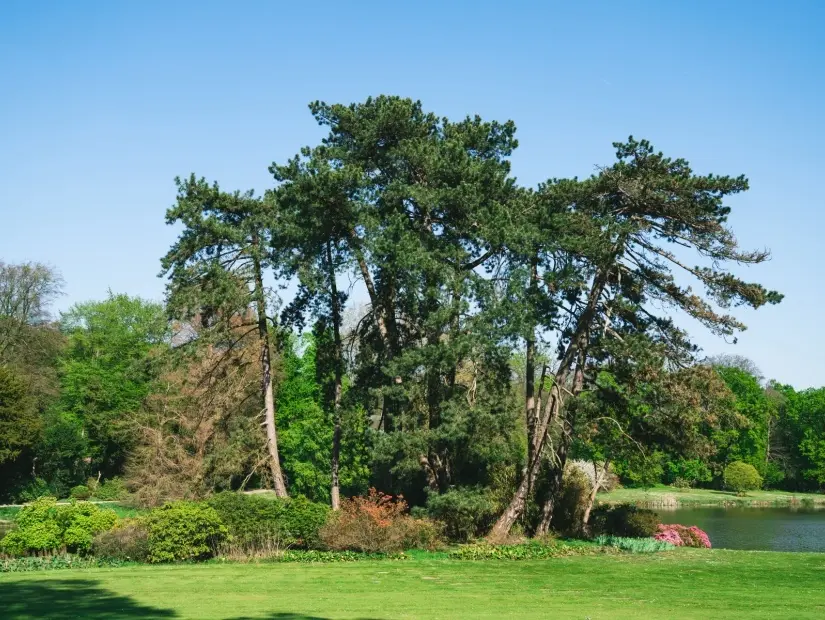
[{"left": 4, "top": 94, "right": 822, "bottom": 541}]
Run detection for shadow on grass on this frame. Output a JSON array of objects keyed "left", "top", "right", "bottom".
[
  {"left": 230, "top": 615, "right": 385, "bottom": 620},
  {"left": 0, "top": 579, "right": 387, "bottom": 620},
  {"left": 0, "top": 579, "right": 176, "bottom": 619}
]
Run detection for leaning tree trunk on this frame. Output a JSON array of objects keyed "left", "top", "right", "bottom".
[
  {"left": 327, "top": 242, "right": 344, "bottom": 510},
  {"left": 488, "top": 381, "right": 565, "bottom": 542},
  {"left": 252, "top": 244, "right": 288, "bottom": 497},
  {"left": 535, "top": 348, "right": 584, "bottom": 535},
  {"left": 488, "top": 265, "right": 612, "bottom": 542},
  {"left": 535, "top": 430, "right": 572, "bottom": 536},
  {"left": 349, "top": 231, "right": 401, "bottom": 433},
  {"left": 582, "top": 460, "right": 609, "bottom": 527}
]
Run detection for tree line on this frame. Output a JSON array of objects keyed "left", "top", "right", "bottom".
[{"left": 2, "top": 95, "right": 818, "bottom": 539}]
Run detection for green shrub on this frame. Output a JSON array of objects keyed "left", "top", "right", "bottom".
[
  {"left": 274, "top": 496, "right": 330, "bottom": 549},
  {"left": 205, "top": 492, "right": 329, "bottom": 550},
  {"left": 16, "top": 478, "right": 53, "bottom": 503},
  {"left": 69, "top": 485, "right": 91, "bottom": 500},
  {"left": 724, "top": 461, "right": 763, "bottom": 495},
  {"left": 589, "top": 504, "right": 659, "bottom": 538},
  {"left": 144, "top": 501, "right": 228, "bottom": 562},
  {"left": 92, "top": 477, "right": 128, "bottom": 501},
  {"left": 0, "top": 497, "right": 118, "bottom": 556},
  {"left": 91, "top": 519, "right": 150, "bottom": 562},
  {"left": 426, "top": 488, "right": 497, "bottom": 542}
]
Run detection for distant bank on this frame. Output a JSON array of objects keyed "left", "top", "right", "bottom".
[{"left": 597, "top": 486, "right": 825, "bottom": 508}]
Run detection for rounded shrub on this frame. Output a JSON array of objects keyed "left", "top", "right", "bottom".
[
  {"left": 425, "top": 488, "right": 497, "bottom": 542},
  {"left": 69, "top": 485, "right": 92, "bottom": 500},
  {"left": 589, "top": 503, "right": 659, "bottom": 538},
  {"left": 92, "top": 477, "right": 128, "bottom": 501},
  {"left": 205, "top": 492, "right": 329, "bottom": 550},
  {"left": 320, "top": 489, "right": 442, "bottom": 553},
  {"left": 654, "top": 524, "right": 711, "bottom": 548},
  {"left": 144, "top": 501, "right": 228, "bottom": 563},
  {"left": 92, "top": 519, "right": 150, "bottom": 562},
  {"left": 724, "top": 461, "right": 762, "bottom": 495},
  {"left": 0, "top": 497, "right": 118, "bottom": 556}
]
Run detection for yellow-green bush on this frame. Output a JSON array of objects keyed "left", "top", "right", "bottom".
[
  {"left": 724, "top": 461, "right": 763, "bottom": 495},
  {"left": 144, "top": 501, "right": 228, "bottom": 563},
  {"left": 0, "top": 497, "right": 118, "bottom": 556}
]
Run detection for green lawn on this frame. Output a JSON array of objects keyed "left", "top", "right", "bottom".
[
  {"left": 2, "top": 550, "right": 824, "bottom": 619},
  {"left": 597, "top": 485, "right": 825, "bottom": 508}
]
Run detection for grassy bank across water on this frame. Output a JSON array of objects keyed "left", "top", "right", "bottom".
[
  {"left": 1, "top": 549, "right": 823, "bottom": 619},
  {"left": 597, "top": 485, "right": 825, "bottom": 508},
  {"left": 0, "top": 502, "right": 144, "bottom": 521}
]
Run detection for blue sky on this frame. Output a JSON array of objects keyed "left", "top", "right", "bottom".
[{"left": 1, "top": 1, "right": 822, "bottom": 386}]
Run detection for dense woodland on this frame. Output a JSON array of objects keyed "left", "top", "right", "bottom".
[{"left": 2, "top": 96, "right": 821, "bottom": 540}]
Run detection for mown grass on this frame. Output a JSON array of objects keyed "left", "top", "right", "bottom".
[
  {"left": 598, "top": 485, "right": 825, "bottom": 508},
  {"left": 1, "top": 549, "right": 824, "bottom": 619}
]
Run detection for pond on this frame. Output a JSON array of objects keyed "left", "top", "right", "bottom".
[{"left": 659, "top": 507, "right": 825, "bottom": 552}]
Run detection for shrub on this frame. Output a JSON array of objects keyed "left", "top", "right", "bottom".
[
  {"left": 91, "top": 519, "right": 150, "bottom": 562},
  {"left": 426, "top": 488, "right": 497, "bottom": 542},
  {"left": 205, "top": 492, "right": 329, "bottom": 550},
  {"left": 589, "top": 504, "right": 659, "bottom": 538},
  {"left": 0, "top": 497, "right": 118, "bottom": 556},
  {"left": 69, "top": 485, "right": 91, "bottom": 500},
  {"left": 16, "top": 478, "right": 53, "bottom": 503},
  {"left": 551, "top": 466, "right": 593, "bottom": 537},
  {"left": 654, "top": 524, "right": 711, "bottom": 548},
  {"left": 144, "top": 501, "right": 228, "bottom": 562},
  {"left": 320, "top": 489, "right": 442, "bottom": 553},
  {"left": 724, "top": 461, "right": 762, "bottom": 495},
  {"left": 93, "top": 477, "right": 128, "bottom": 501}
]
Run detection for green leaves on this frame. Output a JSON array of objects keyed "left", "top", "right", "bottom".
[
  {"left": 56, "top": 293, "right": 166, "bottom": 476},
  {"left": 0, "top": 497, "right": 119, "bottom": 556},
  {"left": 0, "top": 365, "right": 39, "bottom": 464}
]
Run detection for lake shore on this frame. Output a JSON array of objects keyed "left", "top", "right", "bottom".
[{"left": 597, "top": 486, "right": 825, "bottom": 508}]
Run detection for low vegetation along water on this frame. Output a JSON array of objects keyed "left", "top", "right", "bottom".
[{"left": 659, "top": 507, "right": 825, "bottom": 552}]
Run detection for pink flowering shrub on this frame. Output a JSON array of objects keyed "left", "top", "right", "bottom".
[{"left": 654, "top": 524, "right": 711, "bottom": 548}]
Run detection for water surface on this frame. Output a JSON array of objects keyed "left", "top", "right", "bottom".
[{"left": 659, "top": 506, "right": 825, "bottom": 552}]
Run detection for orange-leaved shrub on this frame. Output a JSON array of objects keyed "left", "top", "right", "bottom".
[{"left": 320, "top": 489, "right": 442, "bottom": 553}]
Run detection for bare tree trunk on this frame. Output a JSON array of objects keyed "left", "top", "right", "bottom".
[
  {"left": 535, "top": 492, "right": 554, "bottom": 537},
  {"left": 582, "top": 460, "right": 609, "bottom": 527},
  {"left": 535, "top": 421, "right": 573, "bottom": 536},
  {"left": 524, "top": 258, "right": 538, "bottom": 491},
  {"left": 252, "top": 243, "right": 287, "bottom": 498},
  {"left": 536, "top": 350, "right": 586, "bottom": 535},
  {"left": 488, "top": 384, "right": 564, "bottom": 541},
  {"left": 327, "top": 242, "right": 344, "bottom": 510}
]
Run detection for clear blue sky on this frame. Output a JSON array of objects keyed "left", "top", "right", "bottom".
[{"left": 1, "top": 1, "right": 822, "bottom": 387}]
